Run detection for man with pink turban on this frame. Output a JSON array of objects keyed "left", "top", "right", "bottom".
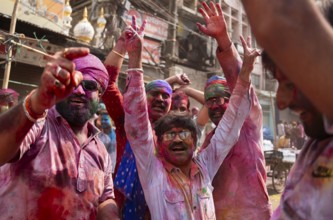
[{"left": 0, "top": 49, "right": 120, "bottom": 219}]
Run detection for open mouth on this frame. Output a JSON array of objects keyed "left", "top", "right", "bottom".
[
  {"left": 152, "top": 105, "right": 165, "bottom": 112},
  {"left": 170, "top": 145, "right": 187, "bottom": 152},
  {"left": 212, "top": 112, "right": 223, "bottom": 118}
]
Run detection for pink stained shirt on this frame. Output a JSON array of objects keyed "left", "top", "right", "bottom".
[
  {"left": 271, "top": 137, "right": 333, "bottom": 219},
  {"left": 0, "top": 107, "right": 114, "bottom": 220},
  {"left": 123, "top": 69, "right": 251, "bottom": 220},
  {"left": 201, "top": 44, "right": 271, "bottom": 220}
]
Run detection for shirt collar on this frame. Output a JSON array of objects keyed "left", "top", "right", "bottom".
[{"left": 161, "top": 158, "right": 200, "bottom": 178}]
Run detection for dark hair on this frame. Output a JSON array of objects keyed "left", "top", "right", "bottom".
[
  {"left": 320, "top": 0, "right": 333, "bottom": 26},
  {"left": 261, "top": 50, "right": 276, "bottom": 79},
  {"left": 171, "top": 90, "right": 190, "bottom": 110},
  {"left": 154, "top": 112, "right": 197, "bottom": 145}
]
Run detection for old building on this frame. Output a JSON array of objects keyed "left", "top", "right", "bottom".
[{"left": 0, "top": 0, "right": 298, "bottom": 141}]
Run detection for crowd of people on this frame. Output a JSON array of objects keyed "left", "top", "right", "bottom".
[
  {"left": 277, "top": 120, "right": 306, "bottom": 149},
  {"left": 0, "top": 0, "right": 332, "bottom": 219}
]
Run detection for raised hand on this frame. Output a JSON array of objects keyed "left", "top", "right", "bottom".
[
  {"left": 197, "top": 2, "right": 228, "bottom": 40},
  {"left": 125, "top": 16, "right": 146, "bottom": 69},
  {"left": 239, "top": 35, "right": 261, "bottom": 82},
  {"left": 166, "top": 73, "right": 191, "bottom": 87},
  {"left": 31, "top": 47, "right": 89, "bottom": 114}
]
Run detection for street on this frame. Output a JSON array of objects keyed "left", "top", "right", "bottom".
[{"left": 267, "top": 176, "right": 282, "bottom": 210}]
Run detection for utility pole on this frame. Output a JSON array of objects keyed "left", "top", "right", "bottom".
[
  {"left": 164, "top": 0, "right": 178, "bottom": 79},
  {"left": 2, "top": 0, "right": 20, "bottom": 89},
  {"left": 270, "top": 91, "right": 277, "bottom": 149}
]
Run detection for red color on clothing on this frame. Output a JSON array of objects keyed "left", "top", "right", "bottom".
[
  {"left": 102, "top": 65, "right": 127, "bottom": 208},
  {"left": 0, "top": 108, "right": 114, "bottom": 219},
  {"left": 200, "top": 45, "right": 272, "bottom": 220}
]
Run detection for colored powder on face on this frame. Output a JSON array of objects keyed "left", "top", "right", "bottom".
[{"left": 73, "top": 54, "right": 109, "bottom": 93}]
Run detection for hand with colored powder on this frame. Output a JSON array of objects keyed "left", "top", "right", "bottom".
[
  {"left": 30, "top": 47, "right": 89, "bottom": 115},
  {"left": 239, "top": 35, "right": 260, "bottom": 82},
  {"left": 125, "top": 16, "right": 146, "bottom": 69}
]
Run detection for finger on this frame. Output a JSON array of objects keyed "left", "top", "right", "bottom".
[
  {"left": 138, "top": 19, "right": 147, "bottom": 36},
  {"left": 181, "top": 74, "right": 191, "bottom": 84},
  {"left": 209, "top": 1, "right": 218, "bottom": 16},
  {"left": 216, "top": 3, "right": 223, "bottom": 16},
  {"left": 240, "top": 35, "right": 247, "bottom": 49},
  {"left": 50, "top": 57, "right": 75, "bottom": 74},
  {"left": 49, "top": 65, "right": 67, "bottom": 91},
  {"left": 198, "top": 8, "right": 210, "bottom": 23},
  {"left": 125, "top": 29, "right": 134, "bottom": 39},
  {"left": 202, "top": 1, "right": 213, "bottom": 16},
  {"left": 44, "top": 48, "right": 88, "bottom": 73},
  {"left": 254, "top": 49, "right": 261, "bottom": 56},
  {"left": 131, "top": 15, "right": 137, "bottom": 31},
  {"left": 54, "top": 65, "right": 71, "bottom": 86},
  {"left": 247, "top": 36, "right": 252, "bottom": 48},
  {"left": 70, "top": 70, "right": 83, "bottom": 88},
  {"left": 42, "top": 63, "right": 65, "bottom": 94},
  {"left": 63, "top": 47, "right": 89, "bottom": 60},
  {"left": 196, "top": 23, "right": 208, "bottom": 34},
  {"left": 53, "top": 79, "right": 66, "bottom": 97}
]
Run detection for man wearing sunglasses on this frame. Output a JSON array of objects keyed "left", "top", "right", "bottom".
[
  {"left": 0, "top": 49, "right": 119, "bottom": 219},
  {"left": 123, "top": 16, "right": 255, "bottom": 219}
]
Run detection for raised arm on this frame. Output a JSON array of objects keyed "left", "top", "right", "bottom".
[
  {"left": 102, "top": 30, "right": 128, "bottom": 173},
  {"left": 241, "top": 0, "right": 333, "bottom": 121},
  {"left": 238, "top": 35, "right": 262, "bottom": 129},
  {"left": 123, "top": 17, "right": 154, "bottom": 186},
  {"left": 200, "top": 36, "right": 260, "bottom": 177},
  {"left": 0, "top": 48, "right": 89, "bottom": 166},
  {"left": 197, "top": 1, "right": 242, "bottom": 91}
]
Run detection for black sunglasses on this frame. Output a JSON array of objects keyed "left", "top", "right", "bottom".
[{"left": 76, "top": 80, "right": 100, "bottom": 92}]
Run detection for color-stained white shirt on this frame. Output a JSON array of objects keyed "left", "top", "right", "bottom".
[
  {"left": 271, "top": 137, "right": 333, "bottom": 220},
  {"left": 0, "top": 107, "right": 114, "bottom": 219},
  {"left": 123, "top": 69, "right": 251, "bottom": 220}
]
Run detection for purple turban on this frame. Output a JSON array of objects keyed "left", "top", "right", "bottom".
[
  {"left": 145, "top": 80, "right": 172, "bottom": 96},
  {"left": 73, "top": 54, "right": 109, "bottom": 93},
  {"left": 204, "top": 75, "right": 230, "bottom": 100},
  {"left": 0, "top": 88, "right": 19, "bottom": 97}
]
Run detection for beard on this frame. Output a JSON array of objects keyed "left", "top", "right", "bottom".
[{"left": 56, "top": 95, "right": 99, "bottom": 127}]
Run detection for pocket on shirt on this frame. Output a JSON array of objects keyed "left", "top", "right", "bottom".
[
  {"left": 197, "top": 185, "right": 215, "bottom": 219},
  {"left": 164, "top": 189, "right": 187, "bottom": 217}
]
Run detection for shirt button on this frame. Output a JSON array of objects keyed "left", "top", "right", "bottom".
[{"left": 193, "top": 206, "right": 197, "bottom": 210}]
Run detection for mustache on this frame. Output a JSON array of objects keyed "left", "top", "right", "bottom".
[
  {"left": 152, "top": 101, "right": 166, "bottom": 108},
  {"left": 170, "top": 142, "right": 187, "bottom": 148},
  {"left": 68, "top": 94, "right": 88, "bottom": 101}
]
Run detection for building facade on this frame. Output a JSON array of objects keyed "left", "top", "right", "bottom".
[{"left": 0, "top": 0, "right": 301, "bottom": 142}]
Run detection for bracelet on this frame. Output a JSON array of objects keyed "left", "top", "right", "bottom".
[
  {"left": 126, "top": 68, "right": 143, "bottom": 72},
  {"left": 111, "top": 50, "right": 125, "bottom": 58},
  {"left": 23, "top": 90, "right": 48, "bottom": 123}
]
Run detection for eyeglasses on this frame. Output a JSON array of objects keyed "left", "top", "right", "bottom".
[
  {"left": 162, "top": 130, "right": 192, "bottom": 141},
  {"left": 205, "top": 97, "right": 225, "bottom": 108},
  {"left": 76, "top": 80, "right": 100, "bottom": 92}
]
